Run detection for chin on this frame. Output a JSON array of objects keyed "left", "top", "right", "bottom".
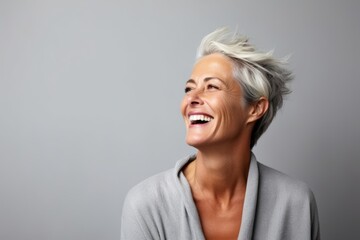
[
  {"left": 186, "top": 137, "right": 204, "bottom": 148},
  {"left": 186, "top": 135, "right": 214, "bottom": 149}
]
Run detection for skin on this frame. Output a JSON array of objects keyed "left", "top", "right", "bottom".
[{"left": 180, "top": 53, "right": 268, "bottom": 240}]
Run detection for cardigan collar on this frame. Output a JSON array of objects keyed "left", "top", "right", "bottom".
[{"left": 175, "top": 153, "right": 259, "bottom": 240}]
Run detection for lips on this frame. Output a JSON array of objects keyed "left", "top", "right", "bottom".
[{"left": 188, "top": 113, "right": 214, "bottom": 125}]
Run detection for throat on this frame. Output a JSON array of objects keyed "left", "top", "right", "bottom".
[{"left": 195, "top": 196, "right": 243, "bottom": 240}]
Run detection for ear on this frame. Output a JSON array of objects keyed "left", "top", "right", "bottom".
[{"left": 246, "top": 97, "right": 269, "bottom": 124}]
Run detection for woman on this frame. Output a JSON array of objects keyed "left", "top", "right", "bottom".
[{"left": 121, "top": 28, "right": 320, "bottom": 240}]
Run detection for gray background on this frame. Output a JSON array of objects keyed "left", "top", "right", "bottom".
[{"left": 1, "top": 0, "right": 359, "bottom": 239}]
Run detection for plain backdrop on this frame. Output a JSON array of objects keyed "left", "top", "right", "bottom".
[{"left": 1, "top": 0, "right": 359, "bottom": 239}]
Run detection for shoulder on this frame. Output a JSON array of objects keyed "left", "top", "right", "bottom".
[
  {"left": 255, "top": 162, "right": 320, "bottom": 239},
  {"left": 121, "top": 168, "right": 178, "bottom": 236},
  {"left": 123, "top": 155, "right": 193, "bottom": 212},
  {"left": 123, "top": 168, "right": 176, "bottom": 210},
  {"left": 257, "top": 162, "right": 315, "bottom": 204},
  {"left": 121, "top": 168, "right": 177, "bottom": 239}
]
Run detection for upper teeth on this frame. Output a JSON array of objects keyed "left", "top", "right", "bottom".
[{"left": 189, "top": 115, "right": 212, "bottom": 122}]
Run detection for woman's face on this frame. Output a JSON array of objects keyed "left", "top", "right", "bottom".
[{"left": 181, "top": 53, "right": 252, "bottom": 149}]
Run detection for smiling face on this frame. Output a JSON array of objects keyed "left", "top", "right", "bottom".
[{"left": 181, "top": 53, "right": 253, "bottom": 149}]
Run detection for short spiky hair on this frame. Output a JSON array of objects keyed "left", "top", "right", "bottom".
[{"left": 197, "top": 28, "right": 292, "bottom": 148}]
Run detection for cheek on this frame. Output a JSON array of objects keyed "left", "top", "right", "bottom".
[
  {"left": 216, "top": 95, "right": 244, "bottom": 126},
  {"left": 223, "top": 99, "right": 238, "bottom": 125}
]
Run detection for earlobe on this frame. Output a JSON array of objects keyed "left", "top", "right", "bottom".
[{"left": 247, "top": 97, "right": 269, "bottom": 124}]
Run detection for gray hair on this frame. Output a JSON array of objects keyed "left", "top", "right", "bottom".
[{"left": 197, "top": 28, "right": 292, "bottom": 148}]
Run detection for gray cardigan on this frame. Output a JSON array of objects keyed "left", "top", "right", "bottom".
[{"left": 121, "top": 154, "right": 320, "bottom": 240}]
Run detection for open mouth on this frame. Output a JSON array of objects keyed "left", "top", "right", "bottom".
[{"left": 189, "top": 114, "right": 213, "bottom": 125}]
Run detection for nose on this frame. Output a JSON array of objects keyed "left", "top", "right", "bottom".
[{"left": 187, "top": 89, "right": 204, "bottom": 106}]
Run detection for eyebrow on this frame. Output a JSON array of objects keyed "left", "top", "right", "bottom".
[{"left": 186, "top": 77, "right": 226, "bottom": 85}]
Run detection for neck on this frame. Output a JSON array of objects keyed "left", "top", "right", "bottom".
[{"left": 189, "top": 139, "right": 252, "bottom": 204}]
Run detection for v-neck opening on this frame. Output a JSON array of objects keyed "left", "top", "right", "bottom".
[{"left": 175, "top": 153, "right": 259, "bottom": 240}]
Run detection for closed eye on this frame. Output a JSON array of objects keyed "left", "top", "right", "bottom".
[
  {"left": 185, "top": 87, "right": 192, "bottom": 93},
  {"left": 207, "top": 84, "right": 220, "bottom": 90}
]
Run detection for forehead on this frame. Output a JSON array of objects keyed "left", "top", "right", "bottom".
[{"left": 190, "top": 53, "right": 235, "bottom": 82}]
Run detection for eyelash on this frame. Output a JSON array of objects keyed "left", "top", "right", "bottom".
[
  {"left": 207, "top": 84, "right": 219, "bottom": 90},
  {"left": 184, "top": 87, "right": 192, "bottom": 93},
  {"left": 184, "top": 84, "right": 220, "bottom": 93}
]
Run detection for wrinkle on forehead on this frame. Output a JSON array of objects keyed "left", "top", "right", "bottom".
[{"left": 191, "top": 53, "right": 234, "bottom": 85}]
